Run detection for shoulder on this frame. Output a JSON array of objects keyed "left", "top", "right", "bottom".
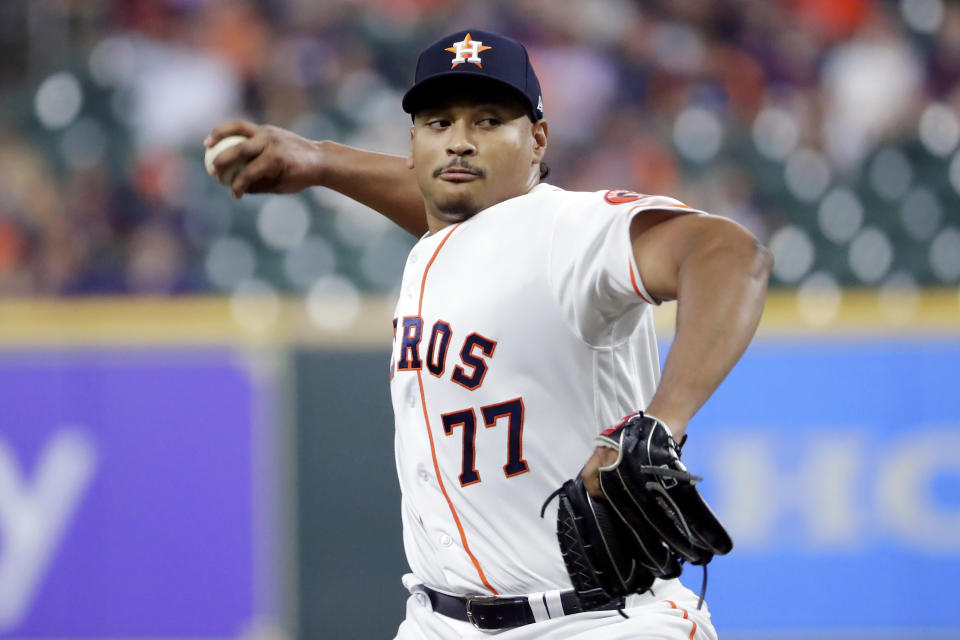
[
  {"left": 516, "top": 184, "right": 625, "bottom": 215},
  {"left": 485, "top": 185, "right": 704, "bottom": 233},
  {"left": 598, "top": 189, "right": 700, "bottom": 214},
  {"left": 533, "top": 184, "right": 702, "bottom": 218}
]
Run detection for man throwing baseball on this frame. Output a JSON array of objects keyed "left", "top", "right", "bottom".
[{"left": 207, "top": 29, "right": 772, "bottom": 640}]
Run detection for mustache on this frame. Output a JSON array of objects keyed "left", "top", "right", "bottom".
[{"left": 433, "top": 160, "right": 485, "bottom": 178}]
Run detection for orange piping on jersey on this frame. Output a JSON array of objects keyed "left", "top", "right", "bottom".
[
  {"left": 415, "top": 223, "right": 499, "bottom": 594},
  {"left": 418, "top": 225, "right": 460, "bottom": 313},
  {"left": 415, "top": 371, "right": 496, "bottom": 593},
  {"left": 666, "top": 600, "right": 698, "bottom": 640},
  {"left": 628, "top": 256, "right": 653, "bottom": 304},
  {"left": 625, "top": 200, "right": 697, "bottom": 304}
]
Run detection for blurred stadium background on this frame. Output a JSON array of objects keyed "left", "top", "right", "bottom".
[{"left": 0, "top": 0, "right": 958, "bottom": 638}]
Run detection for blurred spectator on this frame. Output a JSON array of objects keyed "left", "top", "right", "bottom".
[
  {"left": 821, "top": 9, "right": 923, "bottom": 168},
  {"left": 0, "top": 0, "right": 957, "bottom": 298}
]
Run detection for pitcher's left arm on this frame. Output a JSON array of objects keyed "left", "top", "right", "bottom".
[{"left": 583, "top": 211, "right": 772, "bottom": 496}]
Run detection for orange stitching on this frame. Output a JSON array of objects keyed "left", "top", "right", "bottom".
[
  {"left": 414, "top": 224, "right": 498, "bottom": 594},
  {"left": 416, "top": 372, "right": 496, "bottom": 592},
  {"left": 665, "top": 600, "right": 697, "bottom": 639},
  {"left": 418, "top": 224, "right": 461, "bottom": 315}
]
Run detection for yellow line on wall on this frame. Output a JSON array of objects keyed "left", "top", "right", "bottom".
[
  {"left": 754, "top": 288, "right": 960, "bottom": 336},
  {"left": 0, "top": 296, "right": 394, "bottom": 348},
  {"left": 0, "top": 289, "right": 956, "bottom": 347}
]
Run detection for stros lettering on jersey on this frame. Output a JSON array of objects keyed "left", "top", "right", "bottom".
[{"left": 389, "top": 183, "right": 705, "bottom": 597}]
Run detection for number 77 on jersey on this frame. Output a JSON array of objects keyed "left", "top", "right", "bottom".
[{"left": 392, "top": 316, "right": 529, "bottom": 487}]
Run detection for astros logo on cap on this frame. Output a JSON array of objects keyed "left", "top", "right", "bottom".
[{"left": 445, "top": 33, "right": 492, "bottom": 69}]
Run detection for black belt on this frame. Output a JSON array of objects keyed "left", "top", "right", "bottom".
[{"left": 422, "top": 586, "right": 625, "bottom": 630}]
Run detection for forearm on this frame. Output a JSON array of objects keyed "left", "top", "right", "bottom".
[
  {"left": 316, "top": 141, "right": 428, "bottom": 237},
  {"left": 645, "top": 237, "right": 772, "bottom": 438}
]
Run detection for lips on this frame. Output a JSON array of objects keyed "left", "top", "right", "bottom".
[{"left": 438, "top": 167, "right": 481, "bottom": 182}]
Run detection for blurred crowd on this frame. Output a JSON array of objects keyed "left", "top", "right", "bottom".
[{"left": 0, "top": 0, "right": 958, "bottom": 298}]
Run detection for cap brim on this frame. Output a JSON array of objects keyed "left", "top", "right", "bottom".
[{"left": 402, "top": 72, "right": 538, "bottom": 120}]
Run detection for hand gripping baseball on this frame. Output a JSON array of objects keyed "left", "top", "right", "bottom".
[{"left": 204, "top": 120, "right": 326, "bottom": 197}]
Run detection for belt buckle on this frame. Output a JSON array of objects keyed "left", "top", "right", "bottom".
[{"left": 465, "top": 594, "right": 499, "bottom": 631}]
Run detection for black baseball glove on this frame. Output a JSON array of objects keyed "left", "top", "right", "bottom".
[
  {"left": 544, "top": 476, "right": 659, "bottom": 611},
  {"left": 543, "top": 412, "right": 732, "bottom": 609}
]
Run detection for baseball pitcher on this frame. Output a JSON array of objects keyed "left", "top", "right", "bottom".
[{"left": 206, "top": 29, "right": 772, "bottom": 639}]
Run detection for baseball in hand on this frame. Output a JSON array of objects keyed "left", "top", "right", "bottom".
[{"left": 204, "top": 135, "right": 249, "bottom": 186}]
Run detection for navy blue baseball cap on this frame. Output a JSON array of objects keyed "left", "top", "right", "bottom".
[{"left": 402, "top": 29, "right": 544, "bottom": 121}]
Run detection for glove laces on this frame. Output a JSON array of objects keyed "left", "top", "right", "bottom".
[{"left": 697, "top": 563, "right": 708, "bottom": 610}]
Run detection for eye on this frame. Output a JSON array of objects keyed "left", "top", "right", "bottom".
[
  {"left": 478, "top": 117, "right": 502, "bottom": 127},
  {"left": 427, "top": 119, "right": 450, "bottom": 129}
]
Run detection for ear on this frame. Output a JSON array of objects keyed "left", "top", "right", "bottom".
[
  {"left": 407, "top": 125, "right": 415, "bottom": 169},
  {"left": 531, "top": 120, "right": 548, "bottom": 163}
]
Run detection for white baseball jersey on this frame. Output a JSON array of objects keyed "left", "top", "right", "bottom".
[{"left": 389, "top": 183, "right": 703, "bottom": 598}]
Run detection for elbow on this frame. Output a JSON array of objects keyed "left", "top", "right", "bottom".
[
  {"left": 699, "top": 219, "right": 774, "bottom": 282},
  {"left": 752, "top": 241, "right": 774, "bottom": 282},
  {"left": 733, "top": 237, "right": 773, "bottom": 286}
]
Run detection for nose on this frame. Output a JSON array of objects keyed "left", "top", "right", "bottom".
[{"left": 446, "top": 121, "right": 476, "bottom": 157}]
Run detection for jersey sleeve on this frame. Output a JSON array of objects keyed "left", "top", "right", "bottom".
[{"left": 547, "top": 191, "right": 700, "bottom": 346}]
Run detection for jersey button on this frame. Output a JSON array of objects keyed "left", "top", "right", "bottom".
[
  {"left": 407, "top": 393, "right": 417, "bottom": 408},
  {"left": 438, "top": 533, "right": 453, "bottom": 548},
  {"left": 409, "top": 252, "right": 418, "bottom": 265},
  {"left": 417, "top": 465, "right": 430, "bottom": 482}
]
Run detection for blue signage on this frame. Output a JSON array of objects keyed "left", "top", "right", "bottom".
[{"left": 674, "top": 338, "right": 960, "bottom": 634}]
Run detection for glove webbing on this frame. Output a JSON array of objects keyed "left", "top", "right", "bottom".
[
  {"left": 636, "top": 465, "right": 703, "bottom": 484},
  {"left": 538, "top": 464, "right": 703, "bottom": 515},
  {"left": 541, "top": 484, "right": 710, "bottom": 612}
]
